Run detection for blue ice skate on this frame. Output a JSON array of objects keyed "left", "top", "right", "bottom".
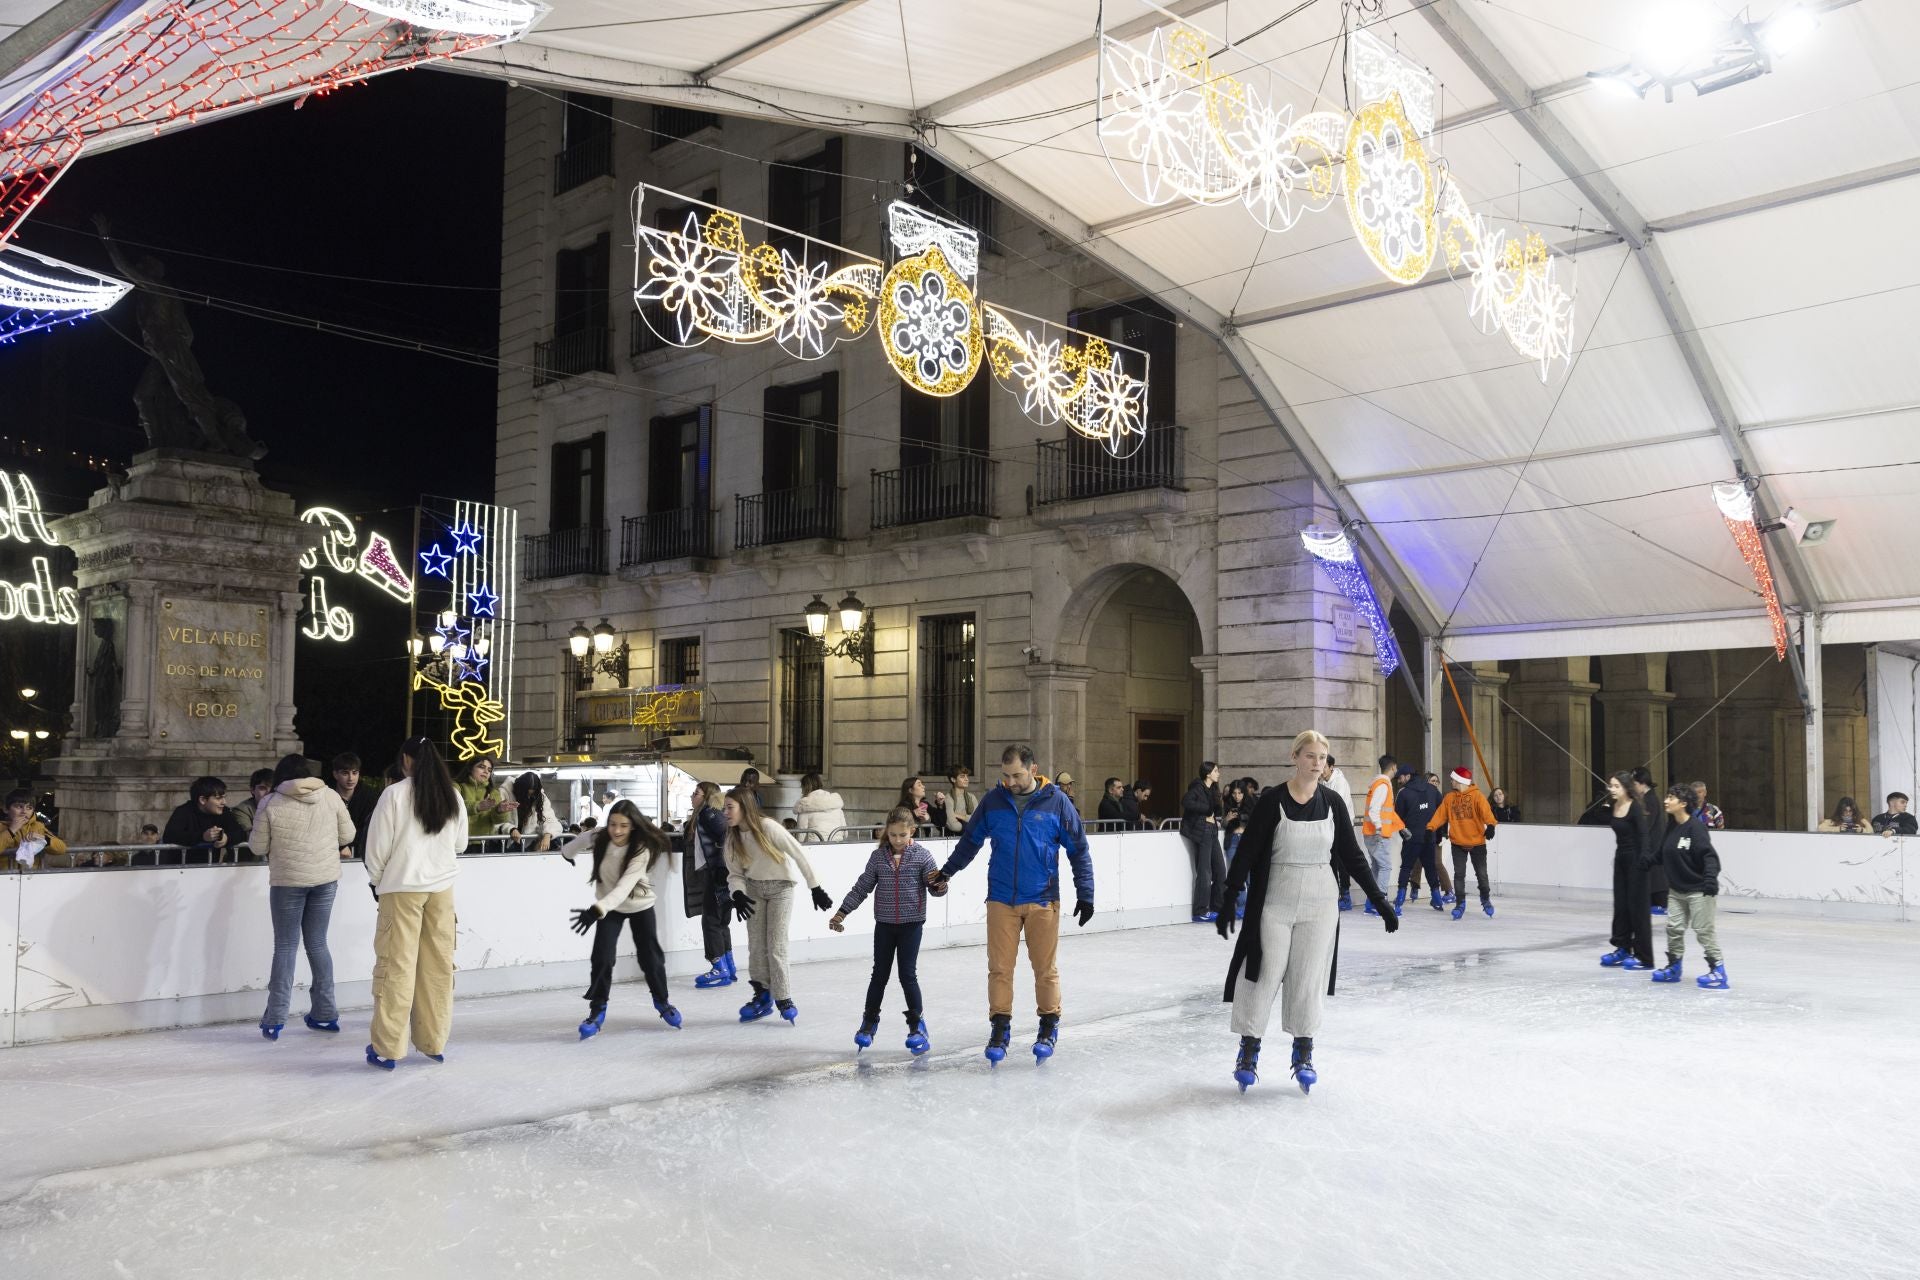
[
  {"left": 578, "top": 1007, "right": 606, "bottom": 1039},
  {"left": 1451, "top": 903, "right": 1466, "bottom": 920},
  {"left": 777, "top": 998, "right": 799, "bottom": 1025},
  {"left": 1290, "top": 1038, "right": 1316, "bottom": 1095},
  {"left": 1482, "top": 901, "right": 1495, "bottom": 917},
  {"left": 855, "top": 1015, "right": 879, "bottom": 1050},
  {"left": 738, "top": 986, "right": 775, "bottom": 1022},
  {"left": 1338, "top": 893, "right": 1353, "bottom": 912},
  {"left": 1393, "top": 887, "right": 1407, "bottom": 911},
  {"left": 1622, "top": 956, "right": 1651, "bottom": 970},
  {"left": 303, "top": 1015, "right": 340, "bottom": 1033},
  {"left": 1651, "top": 906, "right": 1668, "bottom": 916},
  {"left": 365, "top": 1044, "right": 396, "bottom": 1071},
  {"left": 905, "top": 1017, "right": 930, "bottom": 1056},
  {"left": 1696, "top": 963, "right": 1729, "bottom": 990},
  {"left": 1430, "top": 890, "right": 1446, "bottom": 912},
  {"left": 423, "top": 1052, "right": 445, "bottom": 1063},
  {"left": 1600, "top": 948, "right": 1630, "bottom": 966},
  {"left": 260, "top": 1023, "right": 282, "bottom": 1041},
  {"left": 985, "top": 1016, "right": 1011, "bottom": 1065},
  {"left": 1234, "top": 1036, "right": 1261, "bottom": 1092},
  {"left": 1034, "top": 1013, "right": 1059, "bottom": 1061},
  {"left": 655, "top": 998, "right": 683, "bottom": 1029},
  {"left": 695, "top": 952, "right": 736, "bottom": 988},
  {"left": 1650, "top": 959, "right": 1683, "bottom": 983}
]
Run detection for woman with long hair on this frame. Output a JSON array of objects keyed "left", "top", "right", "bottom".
[
  {"left": 364, "top": 736, "right": 465, "bottom": 1070},
  {"left": 723, "top": 785, "right": 833, "bottom": 1024},
  {"left": 897, "top": 776, "right": 932, "bottom": 829},
  {"left": 1630, "top": 766, "right": 1667, "bottom": 914},
  {"left": 564, "top": 799, "right": 681, "bottom": 1037},
  {"left": 1599, "top": 771, "right": 1655, "bottom": 971},
  {"left": 792, "top": 772, "right": 848, "bottom": 838},
  {"left": 455, "top": 754, "right": 516, "bottom": 843},
  {"left": 250, "top": 753, "right": 355, "bottom": 1040},
  {"left": 1488, "top": 787, "right": 1521, "bottom": 825},
  {"left": 1819, "top": 797, "right": 1873, "bottom": 834},
  {"left": 1219, "top": 731, "right": 1398, "bottom": 1094},
  {"left": 1180, "top": 761, "right": 1226, "bottom": 922},
  {"left": 687, "top": 780, "right": 738, "bottom": 988},
  {"left": 511, "top": 771, "right": 562, "bottom": 852}
]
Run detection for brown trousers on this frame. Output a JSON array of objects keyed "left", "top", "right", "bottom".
[
  {"left": 369, "top": 889, "right": 456, "bottom": 1061},
  {"left": 986, "top": 900, "right": 1061, "bottom": 1019}
]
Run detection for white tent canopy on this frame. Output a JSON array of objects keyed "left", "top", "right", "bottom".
[{"left": 6, "top": 0, "right": 1915, "bottom": 658}]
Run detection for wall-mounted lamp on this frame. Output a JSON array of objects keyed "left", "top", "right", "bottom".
[
  {"left": 569, "top": 618, "right": 629, "bottom": 687},
  {"left": 802, "top": 592, "right": 874, "bottom": 674}
]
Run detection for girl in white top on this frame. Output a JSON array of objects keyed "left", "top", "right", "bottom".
[
  {"left": 564, "top": 799, "right": 680, "bottom": 1037},
  {"left": 723, "top": 785, "right": 834, "bottom": 1025},
  {"left": 511, "top": 771, "right": 564, "bottom": 850}
]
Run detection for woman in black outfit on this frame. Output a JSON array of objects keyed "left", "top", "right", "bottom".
[
  {"left": 1599, "top": 771, "right": 1655, "bottom": 970},
  {"left": 1630, "top": 766, "right": 1668, "bottom": 914},
  {"left": 1180, "top": 762, "right": 1226, "bottom": 922},
  {"left": 1488, "top": 787, "right": 1521, "bottom": 825}
]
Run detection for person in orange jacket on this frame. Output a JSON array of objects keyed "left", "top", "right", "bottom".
[
  {"left": 1429, "top": 767, "right": 1497, "bottom": 920},
  {"left": 1360, "top": 755, "right": 1405, "bottom": 917}
]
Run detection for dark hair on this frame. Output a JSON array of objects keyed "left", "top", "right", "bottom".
[
  {"left": 1378, "top": 754, "right": 1396, "bottom": 772},
  {"left": 140, "top": 823, "right": 159, "bottom": 837},
  {"left": 800, "top": 772, "right": 822, "bottom": 794},
  {"left": 511, "top": 772, "right": 548, "bottom": 827},
  {"left": 458, "top": 754, "right": 498, "bottom": 790},
  {"left": 897, "top": 776, "right": 923, "bottom": 809},
  {"left": 384, "top": 758, "right": 404, "bottom": 784},
  {"left": 401, "top": 737, "right": 459, "bottom": 836},
  {"left": 739, "top": 767, "right": 761, "bottom": 788},
  {"left": 271, "top": 754, "right": 310, "bottom": 786},
  {"left": 190, "top": 776, "right": 226, "bottom": 802},
  {"left": 1630, "top": 766, "right": 1654, "bottom": 790},
  {"left": 1326, "top": 755, "right": 1336, "bottom": 767},
  {"left": 1000, "top": 744, "right": 1035, "bottom": 766},
  {"left": 581, "top": 816, "right": 598, "bottom": 831},
  {"left": 329, "top": 752, "right": 362, "bottom": 774},
  {"left": 249, "top": 768, "right": 275, "bottom": 788},
  {"left": 880, "top": 806, "right": 917, "bottom": 844},
  {"left": 947, "top": 764, "right": 971, "bottom": 781},
  {"left": 1609, "top": 770, "right": 1637, "bottom": 801},
  {"left": 1888, "top": 792, "right": 1909, "bottom": 805},
  {"left": 1832, "top": 796, "right": 1861, "bottom": 823},
  {"left": 4, "top": 787, "right": 33, "bottom": 808},
  {"left": 1131, "top": 779, "right": 1150, "bottom": 792},
  {"left": 1198, "top": 761, "right": 1217, "bottom": 780},
  {"left": 1104, "top": 776, "right": 1122, "bottom": 792},
  {"left": 590, "top": 798, "right": 672, "bottom": 886},
  {"left": 1665, "top": 783, "right": 1696, "bottom": 814}
]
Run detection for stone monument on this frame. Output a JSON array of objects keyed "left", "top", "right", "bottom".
[{"left": 45, "top": 223, "right": 309, "bottom": 843}]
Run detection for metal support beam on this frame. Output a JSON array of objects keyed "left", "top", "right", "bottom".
[
  {"left": 696, "top": 1, "right": 872, "bottom": 84},
  {"left": 1422, "top": 634, "right": 1442, "bottom": 781},
  {"left": 1344, "top": 429, "right": 1721, "bottom": 487},
  {"left": 0, "top": 0, "right": 108, "bottom": 84},
  {"left": 1415, "top": 0, "right": 1826, "bottom": 622},
  {"left": 1803, "top": 614, "right": 1824, "bottom": 831},
  {"left": 1646, "top": 155, "right": 1920, "bottom": 235}
]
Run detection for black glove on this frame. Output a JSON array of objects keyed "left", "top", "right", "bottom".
[
  {"left": 1216, "top": 908, "right": 1237, "bottom": 941},
  {"left": 560, "top": 850, "right": 576, "bottom": 866},
  {"left": 1704, "top": 882, "right": 1718, "bottom": 897},
  {"left": 810, "top": 885, "right": 832, "bottom": 912},
  {"left": 369, "top": 883, "right": 378, "bottom": 902},
  {"left": 731, "top": 890, "right": 756, "bottom": 922},
  {"left": 1073, "top": 900, "right": 1094, "bottom": 928},
  {"left": 1375, "top": 899, "right": 1400, "bottom": 933},
  {"left": 570, "top": 907, "right": 600, "bottom": 935},
  {"left": 1484, "top": 824, "right": 1496, "bottom": 840}
]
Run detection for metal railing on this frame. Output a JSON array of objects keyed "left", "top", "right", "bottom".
[
  {"left": 631, "top": 304, "right": 669, "bottom": 356},
  {"left": 735, "top": 481, "right": 841, "bottom": 548},
  {"left": 534, "top": 327, "right": 613, "bottom": 384},
  {"left": 1034, "top": 424, "right": 1185, "bottom": 506},
  {"left": 553, "top": 131, "right": 613, "bottom": 194},
  {"left": 650, "top": 106, "right": 719, "bottom": 148},
  {"left": 523, "top": 525, "right": 609, "bottom": 580},
  {"left": 621, "top": 507, "right": 715, "bottom": 564},
  {"left": 871, "top": 454, "right": 993, "bottom": 528}
]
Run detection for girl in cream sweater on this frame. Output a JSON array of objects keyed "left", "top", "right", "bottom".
[
  {"left": 723, "top": 786, "right": 833, "bottom": 1024},
  {"left": 564, "top": 799, "right": 681, "bottom": 1037}
]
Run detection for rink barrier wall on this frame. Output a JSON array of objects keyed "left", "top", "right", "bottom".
[{"left": 0, "top": 831, "right": 1194, "bottom": 1048}]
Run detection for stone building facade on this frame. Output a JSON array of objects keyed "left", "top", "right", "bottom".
[{"left": 492, "top": 91, "right": 1381, "bottom": 825}]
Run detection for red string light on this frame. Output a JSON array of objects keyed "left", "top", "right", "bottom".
[
  {"left": 1722, "top": 513, "right": 1790, "bottom": 660},
  {"left": 0, "top": 1, "right": 525, "bottom": 248}
]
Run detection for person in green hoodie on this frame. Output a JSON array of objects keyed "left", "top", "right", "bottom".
[{"left": 454, "top": 754, "right": 517, "bottom": 844}]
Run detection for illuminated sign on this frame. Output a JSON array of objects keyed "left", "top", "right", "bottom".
[
  {"left": 0, "top": 469, "right": 78, "bottom": 626},
  {"left": 297, "top": 505, "right": 413, "bottom": 643}
]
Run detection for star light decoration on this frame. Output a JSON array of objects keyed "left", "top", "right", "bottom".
[
  {"left": 1712, "top": 481, "right": 1790, "bottom": 660},
  {"left": 1097, "top": 18, "right": 1575, "bottom": 378},
  {"left": 0, "top": 0, "right": 547, "bottom": 249},
  {"left": 449, "top": 521, "right": 483, "bottom": 556},
  {"left": 466, "top": 584, "right": 499, "bottom": 618},
  {"left": 420, "top": 543, "right": 454, "bottom": 578},
  {"left": 0, "top": 246, "right": 132, "bottom": 343},
  {"left": 1300, "top": 526, "right": 1402, "bottom": 678},
  {"left": 632, "top": 188, "right": 1153, "bottom": 444}
]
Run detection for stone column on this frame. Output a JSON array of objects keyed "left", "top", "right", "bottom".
[
  {"left": 1597, "top": 653, "right": 1674, "bottom": 782},
  {"left": 1441, "top": 661, "right": 1507, "bottom": 784},
  {"left": 1027, "top": 660, "right": 1094, "bottom": 785},
  {"left": 1190, "top": 653, "right": 1219, "bottom": 763},
  {"left": 46, "top": 450, "right": 311, "bottom": 844},
  {"left": 1507, "top": 657, "right": 1600, "bottom": 824}
]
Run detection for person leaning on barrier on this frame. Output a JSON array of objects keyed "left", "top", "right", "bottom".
[
  {"left": 161, "top": 777, "right": 248, "bottom": 865},
  {"left": 1098, "top": 777, "right": 1128, "bottom": 825},
  {"left": 1873, "top": 792, "right": 1917, "bottom": 838},
  {"left": 2, "top": 788, "right": 65, "bottom": 872},
  {"left": 231, "top": 768, "right": 274, "bottom": 836},
  {"left": 792, "top": 772, "right": 847, "bottom": 838},
  {"left": 331, "top": 752, "right": 379, "bottom": 859},
  {"left": 1125, "top": 780, "right": 1151, "bottom": 830}
]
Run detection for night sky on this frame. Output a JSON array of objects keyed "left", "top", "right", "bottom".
[{"left": 0, "top": 68, "right": 507, "bottom": 768}]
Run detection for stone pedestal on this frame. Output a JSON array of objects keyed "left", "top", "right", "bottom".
[{"left": 45, "top": 451, "right": 309, "bottom": 844}]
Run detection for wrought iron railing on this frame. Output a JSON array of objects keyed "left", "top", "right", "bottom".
[
  {"left": 621, "top": 508, "right": 715, "bottom": 564},
  {"left": 534, "top": 328, "right": 613, "bottom": 384},
  {"left": 523, "top": 525, "right": 609, "bottom": 580},
  {"left": 871, "top": 454, "right": 994, "bottom": 528},
  {"left": 553, "top": 131, "right": 613, "bottom": 194},
  {"left": 1034, "top": 424, "right": 1185, "bottom": 506},
  {"left": 631, "top": 304, "right": 669, "bottom": 356},
  {"left": 736, "top": 482, "right": 841, "bottom": 548}
]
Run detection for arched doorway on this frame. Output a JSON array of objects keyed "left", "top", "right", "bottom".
[{"left": 1064, "top": 566, "right": 1205, "bottom": 825}]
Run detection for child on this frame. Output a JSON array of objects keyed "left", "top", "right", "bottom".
[
  {"left": 829, "top": 807, "right": 946, "bottom": 1054},
  {"left": 564, "top": 799, "right": 682, "bottom": 1038},
  {"left": 1649, "top": 784, "right": 1728, "bottom": 989},
  {"left": 722, "top": 786, "right": 833, "bottom": 1024}
]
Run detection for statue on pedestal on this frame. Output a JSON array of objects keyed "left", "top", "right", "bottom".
[
  {"left": 93, "top": 215, "right": 266, "bottom": 461},
  {"left": 87, "top": 616, "right": 122, "bottom": 739}
]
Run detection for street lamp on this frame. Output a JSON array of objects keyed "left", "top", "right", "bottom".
[
  {"left": 801, "top": 591, "right": 873, "bottom": 673},
  {"left": 569, "top": 620, "right": 629, "bottom": 687},
  {"left": 592, "top": 619, "right": 616, "bottom": 654},
  {"left": 406, "top": 636, "right": 424, "bottom": 658},
  {"left": 567, "top": 622, "right": 592, "bottom": 658},
  {"left": 18, "top": 687, "right": 36, "bottom": 700}
]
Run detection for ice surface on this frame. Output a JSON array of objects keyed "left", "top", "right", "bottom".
[{"left": 2, "top": 893, "right": 1916, "bottom": 1279}]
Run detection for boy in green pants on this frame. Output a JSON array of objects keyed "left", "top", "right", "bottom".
[{"left": 1649, "top": 784, "right": 1728, "bottom": 989}]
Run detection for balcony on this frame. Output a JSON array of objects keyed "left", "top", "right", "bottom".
[
  {"left": 631, "top": 304, "right": 669, "bottom": 357},
  {"left": 871, "top": 454, "right": 994, "bottom": 529},
  {"left": 534, "top": 328, "right": 612, "bottom": 385},
  {"left": 523, "top": 526, "right": 609, "bottom": 581},
  {"left": 621, "top": 508, "right": 716, "bottom": 565},
  {"left": 650, "top": 106, "right": 719, "bottom": 149},
  {"left": 735, "top": 482, "right": 841, "bottom": 550},
  {"left": 553, "top": 132, "right": 613, "bottom": 195},
  {"left": 1034, "top": 424, "right": 1185, "bottom": 507}
]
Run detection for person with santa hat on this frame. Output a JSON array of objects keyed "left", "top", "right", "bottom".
[{"left": 1427, "top": 766, "right": 1498, "bottom": 919}]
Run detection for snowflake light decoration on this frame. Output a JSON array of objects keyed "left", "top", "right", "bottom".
[
  {"left": 1438, "top": 178, "right": 1576, "bottom": 380},
  {"left": 983, "top": 304, "right": 1150, "bottom": 456},
  {"left": 1343, "top": 96, "right": 1437, "bottom": 286},
  {"left": 1348, "top": 27, "right": 1438, "bottom": 138},
  {"left": 1301, "top": 526, "right": 1402, "bottom": 678},
  {"left": 878, "top": 202, "right": 984, "bottom": 397}
]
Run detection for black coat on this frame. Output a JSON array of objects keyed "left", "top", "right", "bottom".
[
  {"left": 1394, "top": 777, "right": 1442, "bottom": 848},
  {"left": 1120, "top": 794, "right": 1145, "bottom": 830},
  {"left": 161, "top": 800, "right": 248, "bottom": 855},
  {"left": 1221, "top": 785, "right": 1388, "bottom": 1002},
  {"left": 1097, "top": 794, "right": 1128, "bottom": 824},
  {"left": 1179, "top": 778, "right": 1220, "bottom": 843}
]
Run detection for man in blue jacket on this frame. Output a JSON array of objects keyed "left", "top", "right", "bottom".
[{"left": 928, "top": 744, "right": 1094, "bottom": 1064}]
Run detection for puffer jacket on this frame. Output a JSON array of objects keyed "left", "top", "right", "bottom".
[
  {"left": 251, "top": 778, "right": 355, "bottom": 887},
  {"left": 792, "top": 789, "right": 848, "bottom": 838},
  {"left": 941, "top": 781, "right": 1093, "bottom": 908}
]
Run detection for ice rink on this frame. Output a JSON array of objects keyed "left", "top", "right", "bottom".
[{"left": 3, "top": 891, "right": 1915, "bottom": 1279}]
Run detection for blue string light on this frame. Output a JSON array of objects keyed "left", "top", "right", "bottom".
[{"left": 1301, "top": 527, "right": 1403, "bottom": 678}]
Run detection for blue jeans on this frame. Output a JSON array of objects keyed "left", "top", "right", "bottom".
[{"left": 263, "top": 882, "right": 338, "bottom": 1027}]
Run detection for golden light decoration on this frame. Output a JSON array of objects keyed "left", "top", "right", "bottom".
[
  {"left": 878, "top": 202, "right": 984, "bottom": 397},
  {"left": 984, "top": 304, "right": 1149, "bottom": 457},
  {"left": 1343, "top": 95, "right": 1437, "bottom": 286},
  {"left": 1712, "top": 482, "right": 1789, "bottom": 660},
  {"left": 414, "top": 669, "right": 507, "bottom": 761},
  {"left": 1437, "top": 177, "right": 1576, "bottom": 380},
  {"left": 632, "top": 184, "right": 882, "bottom": 360}
]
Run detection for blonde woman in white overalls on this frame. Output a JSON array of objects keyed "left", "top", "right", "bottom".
[{"left": 1219, "top": 730, "right": 1399, "bottom": 1092}]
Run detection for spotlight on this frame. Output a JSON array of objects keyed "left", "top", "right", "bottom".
[
  {"left": 1635, "top": 6, "right": 1724, "bottom": 78},
  {"left": 1760, "top": 3, "right": 1818, "bottom": 56}
]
